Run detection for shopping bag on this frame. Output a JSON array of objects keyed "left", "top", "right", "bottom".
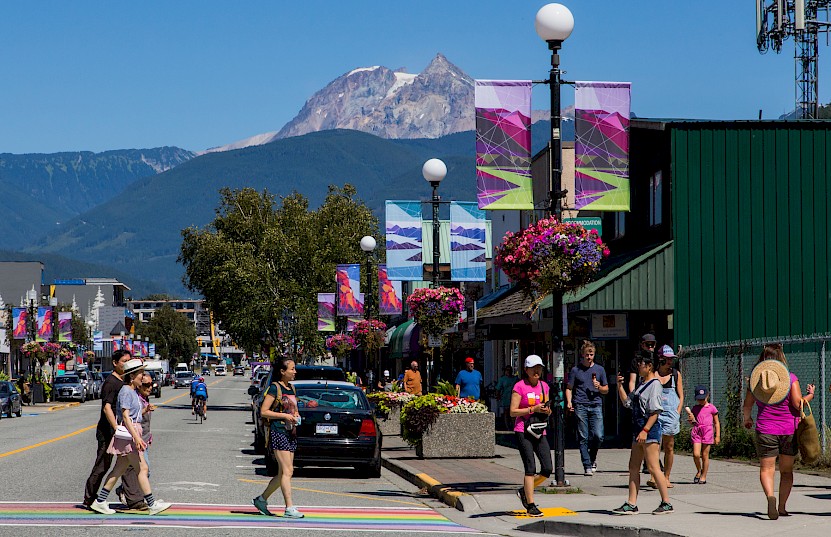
[{"left": 797, "top": 401, "right": 820, "bottom": 465}]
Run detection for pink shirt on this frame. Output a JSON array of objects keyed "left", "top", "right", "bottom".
[
  {"left": 691, "top": 402, "right": 718, "bottom": 443},
  {"left": 756, "top": 373, "right": 799, "bottom": 436},
  {"left": 512, "top": 380, "right": 549, "bottom": 434}
]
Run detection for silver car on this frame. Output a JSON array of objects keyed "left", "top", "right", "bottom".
[{"left": 53, "top": 375, "right": 87, "bottom": 402}]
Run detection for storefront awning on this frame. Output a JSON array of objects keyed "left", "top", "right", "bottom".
[{"left": 388, "top": 319, "right": 422, "bottom": 359}]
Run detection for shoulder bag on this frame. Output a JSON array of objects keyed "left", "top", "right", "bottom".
[
  {"left": 114, "top": 424, "right": 133, "bottom": 440},
  {"left": 797, "top": 401, "right": 820, "bottom": 464},
  {"left": 524, "top": 383, "right": 550, "bottom": 439}
]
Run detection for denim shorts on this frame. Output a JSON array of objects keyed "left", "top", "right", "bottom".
[{"left": 632, "top": 423, "right": 663, "bottom": 444}]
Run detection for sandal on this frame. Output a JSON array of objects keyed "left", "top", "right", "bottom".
[
  {"left": 666, "top": 482, "right": 674, "bottom": 488},
  {"left": 767, "top": 496, "right": 779, "bottom": 520},
  {"left": 699, "top": 480, "right": 706, "bottom": 485},
  {"left": 693, "top": 473, "right": 701, "bottom": 484},
  {"left": 646, "top": 479, "right": 657, "bottom": 489}
]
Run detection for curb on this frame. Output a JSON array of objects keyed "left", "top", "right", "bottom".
[
  {"left": 48, "top": 402, "right": 81, "bottom": 412},
  {"left": 381, "top": 454, "right": 480, "bottom": 512}
]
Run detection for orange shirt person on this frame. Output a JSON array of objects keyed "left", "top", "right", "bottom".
[{"left": 403, "top": 361, "right": 422, "bottom": 395}]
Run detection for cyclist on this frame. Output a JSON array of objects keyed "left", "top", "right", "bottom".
[{"left": 191, "top": 376, "right": 208, "bottom": 420}]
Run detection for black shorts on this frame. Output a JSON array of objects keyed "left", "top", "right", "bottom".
[{"left": 755, "top": 431, "right": 798, "bottom": 458}]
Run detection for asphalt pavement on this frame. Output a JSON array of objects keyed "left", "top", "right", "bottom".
[{"left": 0, "top": 374, "right": 482, "bottom": 537}]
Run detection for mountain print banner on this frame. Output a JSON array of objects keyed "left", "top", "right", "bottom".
[
  {"left": 574, "top": 81, "right": 631, "bottom": 211},
  {"left": 112, "top": 338, "right": 121, "bottom": 352},
  {"left": 450, "top": 202, "right": 487, "bottom": 281},
  {"left": 378, "top": 265, "right": 403, "bottom": 315},
  {"left": 36, "top": 306, "right": 53, "bottom": 342},
  {"left": 475, "top": 80, "right": 533, "bottom": 210},
  {"left": 58, "top": 312, "right": 72, "bottom": 342},
  {"left": 385, "top": 201, "right": 423, "bottom": 281},
  {"left": 346, "top": 316, "right": 362, "bottom": 332},
  {"left": 317, "top": 293, "right": 336, "bottom": 332},
  {"left": 336, "top": 264, "right": 364, "bottom": 316},
  {"left": 12, "top": 308, "right": 27, "bottom": 340}
]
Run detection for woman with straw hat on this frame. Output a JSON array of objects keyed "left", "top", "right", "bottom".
[{"left": 742, "top": 344, "right": 814, "bottom": 520}]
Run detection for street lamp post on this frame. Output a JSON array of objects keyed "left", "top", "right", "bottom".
[
  {"left": 48, "top": 296, "right": 57, "bottom": 384},
  {"left": 535, "top": 2, "right": 574, "bottom": 488},
  {"left": 422, "top": 158, "right": 447, "bottom": 288},
  {"left": 360, "top": 235, "right": 378, "bottom": 379},
  {"left": 25, "top": 287, "right": 38, "bottom": 378},
  {"left": 87, "top": 320, "right": 95, "bottom": 370}
]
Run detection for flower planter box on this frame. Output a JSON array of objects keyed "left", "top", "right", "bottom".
[
  {"left": 416, "top": 412, "right": 495, "bottom": 458},
  {"left": 378, "top": 407, "right": 401, "bottom": 436}
]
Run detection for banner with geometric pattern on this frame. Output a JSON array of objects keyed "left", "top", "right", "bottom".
[
  {"left": 317, "top": 293, "right": 336, "bottom": 332},
  {"left": 336, "top": 264, "right": 364, "bottom": 316},
  {"left": 36, "top": 306, "right": 52, "bottom": 342},
  {"left": 385, "top": 201, "right": 423, "bottom": 281},
  {"left": 12, "top": 308, "right": 27, "bottom": 340},
  {"left": 475, "top": 80, "right": 533, "bottom": 210},
  {"left": 378, "top": 265, "right": 403, "bottom": 315},
  {"left": 574, "top": 81, "right": 631, "bottom": 211},
  {"left": 58, "top": 312, "right": 72, "bottom": 342},
  {"left": 449, "top": 202, "right": 487, "bottom": 281}
]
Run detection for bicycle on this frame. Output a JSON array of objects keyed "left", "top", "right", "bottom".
[{"left": 194, "top": 396, "right": 205, "bottom": 424}]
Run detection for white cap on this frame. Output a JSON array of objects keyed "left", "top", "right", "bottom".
[
  {"left": 383, "top": 370, "right": 390, "bottom": 376},
  {"left": 524, "top": 355, "right": 544, "bottom": 368}
]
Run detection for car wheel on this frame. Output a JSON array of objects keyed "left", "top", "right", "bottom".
[
  {"left": 155, "top": 392, "right": 161, "bottom": 399},
  {"left": 357, "top": 457, "right": 382, "bottom": 479},
  {"left": 15, "top": 404, "right": 22, "bottom": 417}
]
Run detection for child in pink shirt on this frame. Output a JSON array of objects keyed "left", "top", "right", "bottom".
[{"left": 687, "top": 385, "right": 720, "bottom": 484}]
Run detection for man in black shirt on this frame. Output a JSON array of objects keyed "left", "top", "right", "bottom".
[{"left": 83, "top": 350, "right": 143, "bottom": 508}]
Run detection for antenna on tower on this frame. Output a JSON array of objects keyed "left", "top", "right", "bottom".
[{"left": 757, "top": 0, "right": 831, "bottom": 118}]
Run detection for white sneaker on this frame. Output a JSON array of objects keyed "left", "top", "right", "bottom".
[
  {"left": 584, "top": 467, "right": 594, "bottom": 476},
  {"left": 90, "top": 500, "right": 115, "bottom": 515},
  {"left": 147, "top": 501, "right": 172, "bottom": 515},
  {"left": 283, "top": 506, "right": 304, "bottom": 518},
  {"left": 591, "top": 462, "right": 598, "bottom": 472}
]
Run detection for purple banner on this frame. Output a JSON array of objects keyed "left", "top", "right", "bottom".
[
  {"left": 378, "top": 265, "right": 403, "bottom": 315},
  {"left": 12, "top": 308, "right": 27, "bottom": 340},
  {"left": 475, "top": 80, "right": 532, "bottom": 210},
  {"left": 317, "top": 293, "right": 336, "bottom": 332},
  {"left": 36, "top": 306, "right": 52, "bottom": 342},
  {"left": 336, "top": 264, "right": 364, "bottom": 316},
  {"left": 58, "top": 312, "right": 72, "bottom": 342},
  {"left": 574, "top": 81, "right": 631, "bottom": 211}
]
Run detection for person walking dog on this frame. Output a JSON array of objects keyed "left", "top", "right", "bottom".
[
  {"left": 89, "top": 359, "right": 171, "bottom": 515},
  {"left": 743, "top": 344, "right": 814, "bottom": 519},
  {"left": 253, "top": 357, "right": 304, "bottom": 519}
]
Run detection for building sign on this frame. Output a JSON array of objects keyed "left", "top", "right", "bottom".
[
  {"left": 564, "top": 217, "right": 602, "bottom": 235},
  {"left": 590, "top": 313, "right": 628, "bottom": 339}
]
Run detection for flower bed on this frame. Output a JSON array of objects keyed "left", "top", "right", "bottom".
[
  {"left": 406, "top": 287, "right": 465, "bottom": 336},
  {"left": 494, "top": 217, "right": 609, "bottom": 295},
  {"left": 368, "top": 392, "right": 415, "bottom": 436},
  {"left": 401, "top": 394, "right": 489, "bottom": 448}
]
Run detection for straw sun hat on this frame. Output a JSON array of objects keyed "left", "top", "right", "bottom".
[{"left": 749, "top": 359, "right": 791, "bottom": 404}]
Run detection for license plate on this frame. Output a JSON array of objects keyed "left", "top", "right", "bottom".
[{"left": 315, "top": 424, "right": 338, "bottom": 435}]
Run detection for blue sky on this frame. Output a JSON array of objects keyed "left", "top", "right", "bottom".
[{"left": 0, "top": 1, "right": 813, "bottom": 153}]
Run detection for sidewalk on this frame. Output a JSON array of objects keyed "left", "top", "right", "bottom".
[{"left": 381, "top": 434, "right": 831, "bottom": 536}]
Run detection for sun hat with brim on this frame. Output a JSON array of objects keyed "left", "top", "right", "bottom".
[
  {"left": 123, "top": 358, "right": 146, "bottom": 376},
  {"left": 750, "top": 359, "right": 791, "bottom": 405}
]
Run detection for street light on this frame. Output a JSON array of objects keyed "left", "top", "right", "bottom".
[
  {"left": 360, "top": 235, "right": 377, "bottom": 320},
  {"left": 25, "top": 287, "right": 38, "bottom": 378},
  {"left": 422, "top": 158, "right": 447, "bottom": 288},
  {"left": 535, "top": 2, "right": 574, "bottom": 488}
]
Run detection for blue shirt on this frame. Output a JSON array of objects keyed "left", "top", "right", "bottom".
[
  {"left": 455, "top": 369, "right": 483, "bottom": 399},
  {"left": 193, "top": 382, "right": 208, "bottom": 399},
  {"left": 567, "top": 363, "right": 608, "bottom": 406}
]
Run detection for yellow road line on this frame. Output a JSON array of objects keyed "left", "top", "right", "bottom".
[
  {"left": 237, "top": 478, "right": 425, "bottom": 507},
  {"left": 0, "top": 424, "right": 96, "bottom": 459}
]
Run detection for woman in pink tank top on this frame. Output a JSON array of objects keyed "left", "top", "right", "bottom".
[{"left": 742, "top": 344, "right": 814, "bottom": 520}]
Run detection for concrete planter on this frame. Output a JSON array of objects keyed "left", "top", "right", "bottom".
[
  {"left": 378, "top": 407, "right": 401, "bottom": 436},
  {"left": 416, "top": 412, "right": 495, "bottom": 458}
]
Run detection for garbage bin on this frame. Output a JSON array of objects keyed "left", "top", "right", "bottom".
[{"left": 32, "top": 383, "right": 46, "bottom": 404}]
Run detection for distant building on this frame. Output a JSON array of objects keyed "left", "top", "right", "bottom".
[{"left": 127, "top": 299, "right": 210, "bottom": 336}]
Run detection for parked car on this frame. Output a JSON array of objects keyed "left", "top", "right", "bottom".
[
  {"left": 146, "top": 371, "right": 162, "bottom": 398},
  {"left": 91, "top": 372, "right": 104, "bottom": 399},
  {"left": 215, "top": 365, "right": 227, "bottom": 376},
  {"left": 257, "top": 380, "right": 381, "bottom": 478},
  {"left": 76, "top": 369, "right": 94, "bottom": 401},
  {"left": 233, "top": 366, "right": 245, "bottom": 376},
  {"left": 0, "top": 381, "right": 23, "bottom": 418},
  {"left": 53, "top": 375, "right": 88, "bottom": 402},
  {"left": 174, "top": 371, "right": 195, "bottom": 389},
  {"left": 295, "top": 365, "right": 346, "bottom": 382}
]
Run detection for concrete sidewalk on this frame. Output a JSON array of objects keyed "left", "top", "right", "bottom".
[{"left": 381, "top": 435, "right": 831, "bottom": 536}]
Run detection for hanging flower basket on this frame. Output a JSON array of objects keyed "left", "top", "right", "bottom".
[
  {"left": 325, "top": 333, "right": 356, "bottom": 360},
  {"left": 353, "top": 319, "right": 387, "bottom": 354},
  {"left": 59, "top": 347, "right": 74, "bottom": 361},
  {"left": 406, "top": 287, "right": 465, "bottom": 336},
  {"left": 21, "top": 342, "right": 46, "bottom": 363},
  {"left": 494, "top": 217, "right": 610, "bottom": 296}
]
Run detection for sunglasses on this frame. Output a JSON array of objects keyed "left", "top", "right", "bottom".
[{"left": 141, "top": 383, "right": 152, "bottom": 388}]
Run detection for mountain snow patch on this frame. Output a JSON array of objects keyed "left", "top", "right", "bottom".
[
  {"left": 386, "top": 72, "right": 416, "bottom": 98},
  {"left": 348, "top": 66, "right": 380, "bottom": 76}
]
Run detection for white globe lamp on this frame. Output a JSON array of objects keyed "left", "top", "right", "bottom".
[
  {"left": 422, "top": 158, "right": 447, "bottom": 185},
  {"left": 360, "top": 235, "right": 377, "bottom": 252},
  {"left": 535, "top": 3, "right": 574, "bottom": 43}
]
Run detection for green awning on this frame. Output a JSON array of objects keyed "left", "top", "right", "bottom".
[
  {"left": 539, "top": 241, "right": 674, "bottom": 312},
  {"left": 388, "top": 319, "right": 415, "bottom": 359}
]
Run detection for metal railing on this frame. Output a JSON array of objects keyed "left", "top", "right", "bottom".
[{"left": 678, "top": 334, "right": 829, "bottom": 452}]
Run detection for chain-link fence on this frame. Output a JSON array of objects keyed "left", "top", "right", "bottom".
[{"left": 678, "top": 334, "right": 829, "bottom": 453}]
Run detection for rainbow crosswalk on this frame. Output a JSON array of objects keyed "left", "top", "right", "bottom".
[{"left": 0, "top": 502, "right": 481, "bottom": 532}]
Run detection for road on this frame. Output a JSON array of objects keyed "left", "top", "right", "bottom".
[{"left": 0, "top": 374, "right": 483, "bottom": 536}]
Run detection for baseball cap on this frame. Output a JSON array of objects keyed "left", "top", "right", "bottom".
[
  {"left": 659, "top": 345, "right": 676, "bottom": 357},
  {"left": 694, "top": 385, "right": 709, "bottom": 400},
  {"left": 383, "top": 370, "right": 390, "bottom": 376},
  {"left": 641, "top": 333, "right": 657, "bottom": 342},
  {"left": 524, "top": 354, "right": 544, "bottom": 368},
  {"left": 465, "top": 357, "right": 474, "bottom": 363}
]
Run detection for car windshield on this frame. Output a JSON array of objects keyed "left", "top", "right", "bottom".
[
  {"left": 295, "top": 367, "right": 346, "bottom": 381},
  {"left": 0, "top": 384, "right": 10, "bottom": 394},
  {"left": 176, "top": 372, "right": 193, "bottom": 379},
  {"left": 55, "top": 376, "right": 80, "bottom": 384},
  {"left": 296, "top": 387, "right": 367, "bottom": 410}
]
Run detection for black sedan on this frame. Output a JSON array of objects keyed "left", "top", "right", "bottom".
[
  {"left": 261, "top": 380, "right": 381, "bottom": 478},
  {"left": 0, "top": 381, "right": 23, "bottom": 418}
]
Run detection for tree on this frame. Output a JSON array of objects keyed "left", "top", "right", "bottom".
[
  {"left": 142, "top": 293, "right": 178, "bottom": 301},
  {"left": 139, "top": 306, "right": 198, "bottom": 366},
  {"left": 179, "top": 184, "right": 379, "bottom": 359}
]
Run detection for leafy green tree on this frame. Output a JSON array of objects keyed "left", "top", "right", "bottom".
[
  {"left": 179, "top": 184, "right": 379, "bottom": 359},
  {"left": 139, "top": 306, "right": 198, "bottom": 366}
]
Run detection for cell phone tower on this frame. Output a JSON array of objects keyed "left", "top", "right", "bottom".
[{"left": 757, "top": 0, "right": 831, "bottom": 118}]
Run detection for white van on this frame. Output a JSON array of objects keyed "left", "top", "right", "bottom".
[{"left": 175, "top": 363, "right": 190, "bottom": 373}]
